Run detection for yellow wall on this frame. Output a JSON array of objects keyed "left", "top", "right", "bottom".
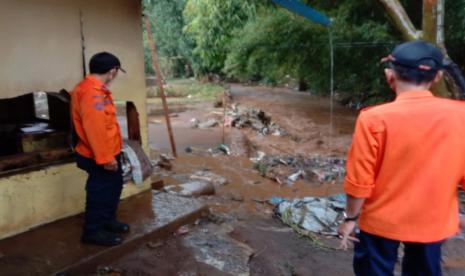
[
  {"left": 0, "top": 164, "right": 149, "bottom": 239},
  {"left": 0, "top": 0, "right": 150, "bottom": 239}
]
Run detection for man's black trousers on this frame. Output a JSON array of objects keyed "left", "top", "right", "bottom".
[
  {"left": 75, "top": 153, "right": 123, "bottom": 235},
  {"left": 354, "top": 230, "right": 443, "bottom": 276}
]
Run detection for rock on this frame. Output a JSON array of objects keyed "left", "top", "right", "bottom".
[
  {"left": 164, "top": 181, "right": 215, "bottom": 197},
  {"left": 147, "top": 240, "right": 164, "bottom": 249},
  {"left": 190, "top": 170, "right": 229, "bottom": 186},
  {"left": 198, "top": 119, "right": 219, "bottom": 129},
  {"left": 190, "top": 118, "right": 200, "bottom": 128},
  {"left": 225, "top": 192, "right": 244, "bottom": 202},
  {"left": 175, "top": 225, "right": 191, "bottom": 235}
]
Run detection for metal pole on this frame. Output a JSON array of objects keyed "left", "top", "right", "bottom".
[{"left": 144, "top": 16, "right": 178, "bottom": 158}]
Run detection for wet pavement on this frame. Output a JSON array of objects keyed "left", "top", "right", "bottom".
[{"left": 0, "top": 191, "right": 207, "bottom": 275}]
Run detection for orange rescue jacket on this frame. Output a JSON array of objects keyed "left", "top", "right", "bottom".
[{"left": 71, "top": 76, "right": 122, "bottom": 164}]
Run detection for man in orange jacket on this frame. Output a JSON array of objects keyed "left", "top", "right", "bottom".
[
  {"left": 71, "top": 52, "right": 128, "bottom": 246},
  {"left": 338, "top": 41, "right": 465, "bottom": 275}
]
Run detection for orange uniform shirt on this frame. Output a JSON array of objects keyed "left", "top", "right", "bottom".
[
  {"left": 71, "top": 76, "right": 122, "bottom": 165},
  {"left": 344, "top": 90, "right": 465, "bottom": 242}
]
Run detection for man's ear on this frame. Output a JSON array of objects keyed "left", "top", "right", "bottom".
[
  {"left": 385, "top": 68, "right": 396, "bottom": 91},
  {"left": 432, "top": 71, "right": 443, "bottom": 84}
]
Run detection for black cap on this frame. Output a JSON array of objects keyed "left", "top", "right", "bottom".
[
  {"left": 381, "top": 40, "right": 444, "bottom": 72},
  {"left": 89, "top": 52, "right": 126, "bottom": 74}
]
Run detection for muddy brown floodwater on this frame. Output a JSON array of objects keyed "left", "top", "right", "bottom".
[{"left": 118, "top": 84, "right": 465, "bottom": 276}]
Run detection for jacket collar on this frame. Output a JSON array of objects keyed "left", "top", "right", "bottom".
[
  {"left": 396, "top": 90, "right": 433, "bottom": 101},
  {"left": 85, "top": 75, "right": 111, "bottom": 94}
]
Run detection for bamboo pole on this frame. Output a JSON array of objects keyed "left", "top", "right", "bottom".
[
  {"left": 222, "top": 90, "right": 226, "bottom": 145},
  {"left": 144, "top": 16, "right": 178, "bottom": 158}
]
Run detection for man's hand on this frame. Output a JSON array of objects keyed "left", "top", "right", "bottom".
[
  {"left": 103, "top": 159, "right": 118, "bottom": 171},
  {"left": 337, "top": 221, "right": 359, "bottom": 250}
]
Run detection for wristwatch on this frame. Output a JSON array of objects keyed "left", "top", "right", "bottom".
[{"left": 342, "top": 211, "right": 359, "bottom": 222}]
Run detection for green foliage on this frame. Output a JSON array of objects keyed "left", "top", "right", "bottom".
[
  {"left": 147, "top": 79, "right": 224, "bottom": 105},
  {"left": 225, "top": 1, "right": 398, "bottom": 103},
  {"left": 144, "top": 0, "right": 465, "bottom": 106},
  {"left": 183, "top": 0, "right": 258, "bottom": 74},
  {"left": 143, "top": 0, "right": 194, "bottom": 77},
  {"left": 446, "top": 0, "right": 465, "bottom": 71}
]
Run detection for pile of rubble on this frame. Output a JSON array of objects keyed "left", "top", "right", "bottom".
[
  {"left": 190, "top": 104, "right": 287, "bottom": 137},
  {"left": 230, "top": 105, "right": 287, "bottom": 137},
  {"left": 251, "top": 152, "right": 346, "bottom": 185}
]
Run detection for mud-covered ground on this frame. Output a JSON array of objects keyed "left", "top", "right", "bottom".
[{"left": 109, "top": 84, "right": 465, "bottom": 276}]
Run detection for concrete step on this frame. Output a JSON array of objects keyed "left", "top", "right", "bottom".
[{"left": 0, "top": 191, "right": 208, "bottom": 276}]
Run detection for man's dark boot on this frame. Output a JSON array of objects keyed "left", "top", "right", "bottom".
[
  {"left": 81, "top": 230, "right": 123, "bottom": 246},
  {"left": 104, "top": 221, "right": 130, "bottom": 234}
]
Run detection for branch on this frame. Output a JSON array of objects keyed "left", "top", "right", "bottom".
[
  {"left": 379, "top": 0, "right": 422, "bottom": 41},
  {"left": 436, "top": 0, "right": 445, "bottom": 50}
]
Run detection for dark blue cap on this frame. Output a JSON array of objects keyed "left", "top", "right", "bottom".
[
  {"left": 89, "top": 52, "right": 126, "bottom": 74},
  {"left": 381, "top": 40, "right": 444, "bottom": 72}
]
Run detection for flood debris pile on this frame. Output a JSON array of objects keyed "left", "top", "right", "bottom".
[
  {"left": 189, "top": 103, "right": 287, "bottom": 138},
  {"left": 251, "top": 152, "right": 346, "bottom": 185},
  {"left": 230, "top": 105, "right": 287, "bottom": 137},
  {"left": 274, "top": 194, "right": 346, "bottom": 236}
]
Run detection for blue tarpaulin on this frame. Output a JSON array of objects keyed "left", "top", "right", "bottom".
[{"left": 272, "top": 0, "right": 331, "bottom": 27}]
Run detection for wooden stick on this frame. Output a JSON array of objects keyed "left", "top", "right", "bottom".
[
  {"left": 222, "top": 90, "right": 226, "bottom": 145},
  {"left": 144, "top": 16, "right": 177, "bottom": 158}
]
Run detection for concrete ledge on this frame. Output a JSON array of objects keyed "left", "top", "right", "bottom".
[
  {"left": 0, "top": 191, "right": 208, "bottom": 276},
  {"left": 0, "top": 163, "right": 150, "bottom": 240}
]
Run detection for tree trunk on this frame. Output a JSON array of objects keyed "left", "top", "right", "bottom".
[{"left": 422, "top": 0, "right": 437, "bottom": 43}]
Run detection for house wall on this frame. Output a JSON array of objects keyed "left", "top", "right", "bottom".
[{"left": 0, "top": 0, "right": 150, "bottom": 239}]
